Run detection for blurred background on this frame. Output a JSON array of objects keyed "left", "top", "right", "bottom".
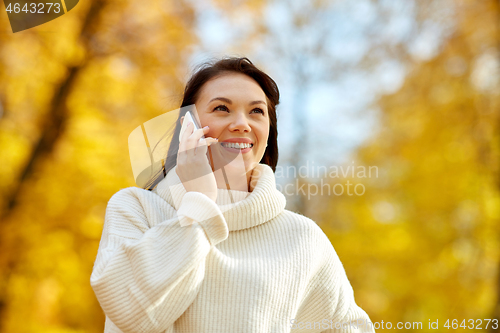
[{"left": 0, "top": 0, "right": 499, "bottom": 331}]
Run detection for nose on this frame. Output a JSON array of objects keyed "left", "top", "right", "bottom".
[{"left": 228, "top": 111, "right": 251, "bottom": 132}]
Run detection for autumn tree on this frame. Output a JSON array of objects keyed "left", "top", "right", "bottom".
[{"left": 317, "top": 0, "right": 500, "bottom": 329}]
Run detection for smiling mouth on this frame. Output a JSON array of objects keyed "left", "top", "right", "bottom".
[{"left": 220, "top": 142, "right": 254, "bottom": 149}]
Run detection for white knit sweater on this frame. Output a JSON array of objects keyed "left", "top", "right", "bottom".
[{"left": 90, "top": 163, "right": 375, "bottom": 333}]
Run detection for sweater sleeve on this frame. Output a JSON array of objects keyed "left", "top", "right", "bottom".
[
  {"left": 320, "top": 244, "right": 375, "bottom": 333},
  {"left": 319, "top": 272, "right": 375, "bottom": 333},
  {"left": 292, "top": 224, "right": 375, "bottom": 333},
  {"left": 321, "top": 302, "right": 375, "bottom": 333},
  {"left": 90, "top": 188, "right": 228, "bottom": 333}
]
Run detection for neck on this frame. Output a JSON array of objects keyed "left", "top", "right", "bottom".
[{"left": 214, "top": 166, "right": 255, "bottom": 192}]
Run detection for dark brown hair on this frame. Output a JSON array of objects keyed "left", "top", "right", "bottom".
[{"left": 144, "top": 57, "right": 280, "bottom": 191}]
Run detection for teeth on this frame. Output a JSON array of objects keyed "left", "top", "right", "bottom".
[{"left": 222, "top": 142, "right": 253, "bottom": 149}]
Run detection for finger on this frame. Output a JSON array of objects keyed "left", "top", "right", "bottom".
[
  {"left": 185, "top": 124, "right": 206, "bottom": 158},
  {"left": 187, "top": 126, "right": 209, "bottom": 148},
  {"left": 192, "top": 128, "right": 212, "bottom": 156},
  {"left": 194, "top": 138, "right": 218, "bottom": 162},
  {"left": 179, "top": 122, "right": 194, "bottom": 154},
  {"left": 205, "top": 137, "right": 219, "bottom": 146},
  {"left": 198, "top": 136, "right": 218, "bottom": 146}
]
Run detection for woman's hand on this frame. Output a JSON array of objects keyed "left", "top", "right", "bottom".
[{"left": 176, "top": 122, "right": 219, "bottom": 202}]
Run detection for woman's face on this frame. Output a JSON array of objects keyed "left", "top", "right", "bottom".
[{"left": 194, "top": 72, "right": 270, "bottom": 171}]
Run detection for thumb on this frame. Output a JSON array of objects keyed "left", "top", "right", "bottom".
[{"left": 205, "top": 138, "right": 219, "bottom": 146}]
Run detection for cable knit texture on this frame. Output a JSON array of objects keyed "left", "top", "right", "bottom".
[{"left": 90, "top": 163, "right": 375, "bottom": 333}]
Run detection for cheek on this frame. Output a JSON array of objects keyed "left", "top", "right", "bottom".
[
  {"left": 198, "top": 116, "right": 218, "bottom": 136},
  {"left": 259, "top": 123, "right": 270, "bottom": 143},
  {"left": 257, "top": 129, "right": 269, "bottom": 151},
  {"left": 205, "top": 125, "right": 223, "bottom": 139}
]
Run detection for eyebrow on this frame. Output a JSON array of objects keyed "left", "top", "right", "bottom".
[{"left": 208, "top": 97, "right": 267, "bottom": 106}]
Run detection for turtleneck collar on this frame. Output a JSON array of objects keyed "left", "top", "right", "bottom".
[{"left": 153, "top": 163, "right": 286, "bottom": 231}]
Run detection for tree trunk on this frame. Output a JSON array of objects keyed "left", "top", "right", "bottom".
[{"left": 0, "top": 0, "right": 106, "bottom": 328}]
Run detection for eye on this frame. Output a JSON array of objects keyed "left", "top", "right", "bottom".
[
  {"left": 252, "top": 108, "right": 264, "bottom": 114},
  {"left": 214, "top": 105, "right": 229, "bottom": 112}
]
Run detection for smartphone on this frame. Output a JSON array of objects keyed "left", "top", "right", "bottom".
[{"left": 179, "top": 111, "right": 203, "bottom": 142}]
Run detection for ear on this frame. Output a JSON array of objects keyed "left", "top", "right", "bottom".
[{"left": 180, "top": 116, "right": 184, "bottom": 125}]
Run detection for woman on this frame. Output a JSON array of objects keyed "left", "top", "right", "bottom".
[{"left": 90, "top": 57, "right": 375, "bottom": 333}]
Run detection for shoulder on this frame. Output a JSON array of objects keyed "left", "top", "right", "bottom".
[
  {"left": 104, "top": 187, "right": 151, "bottom": 222},
  {"left": 276, "top": 210, "right": 349, "bottom": 293},
  {"left": 104, "top": 186, "right": 174, "bottom": 233},
  {"left": 279, "top": 209, "right": 330, "bottom": 239},
  {"left": 107, "top": 186, "right": 164, "bottom": 210},
  {"left": 276, "top": 209, "right": 339, "bottom": 256},
  {"left": 108, "top": 186, "right": 149, "bottom": 202},
  {"left": 106, "top": 186, "right": 171, "bottom": 224},
  {"left": 280, "top": 211, "right": 351, "bottom": 274}
]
